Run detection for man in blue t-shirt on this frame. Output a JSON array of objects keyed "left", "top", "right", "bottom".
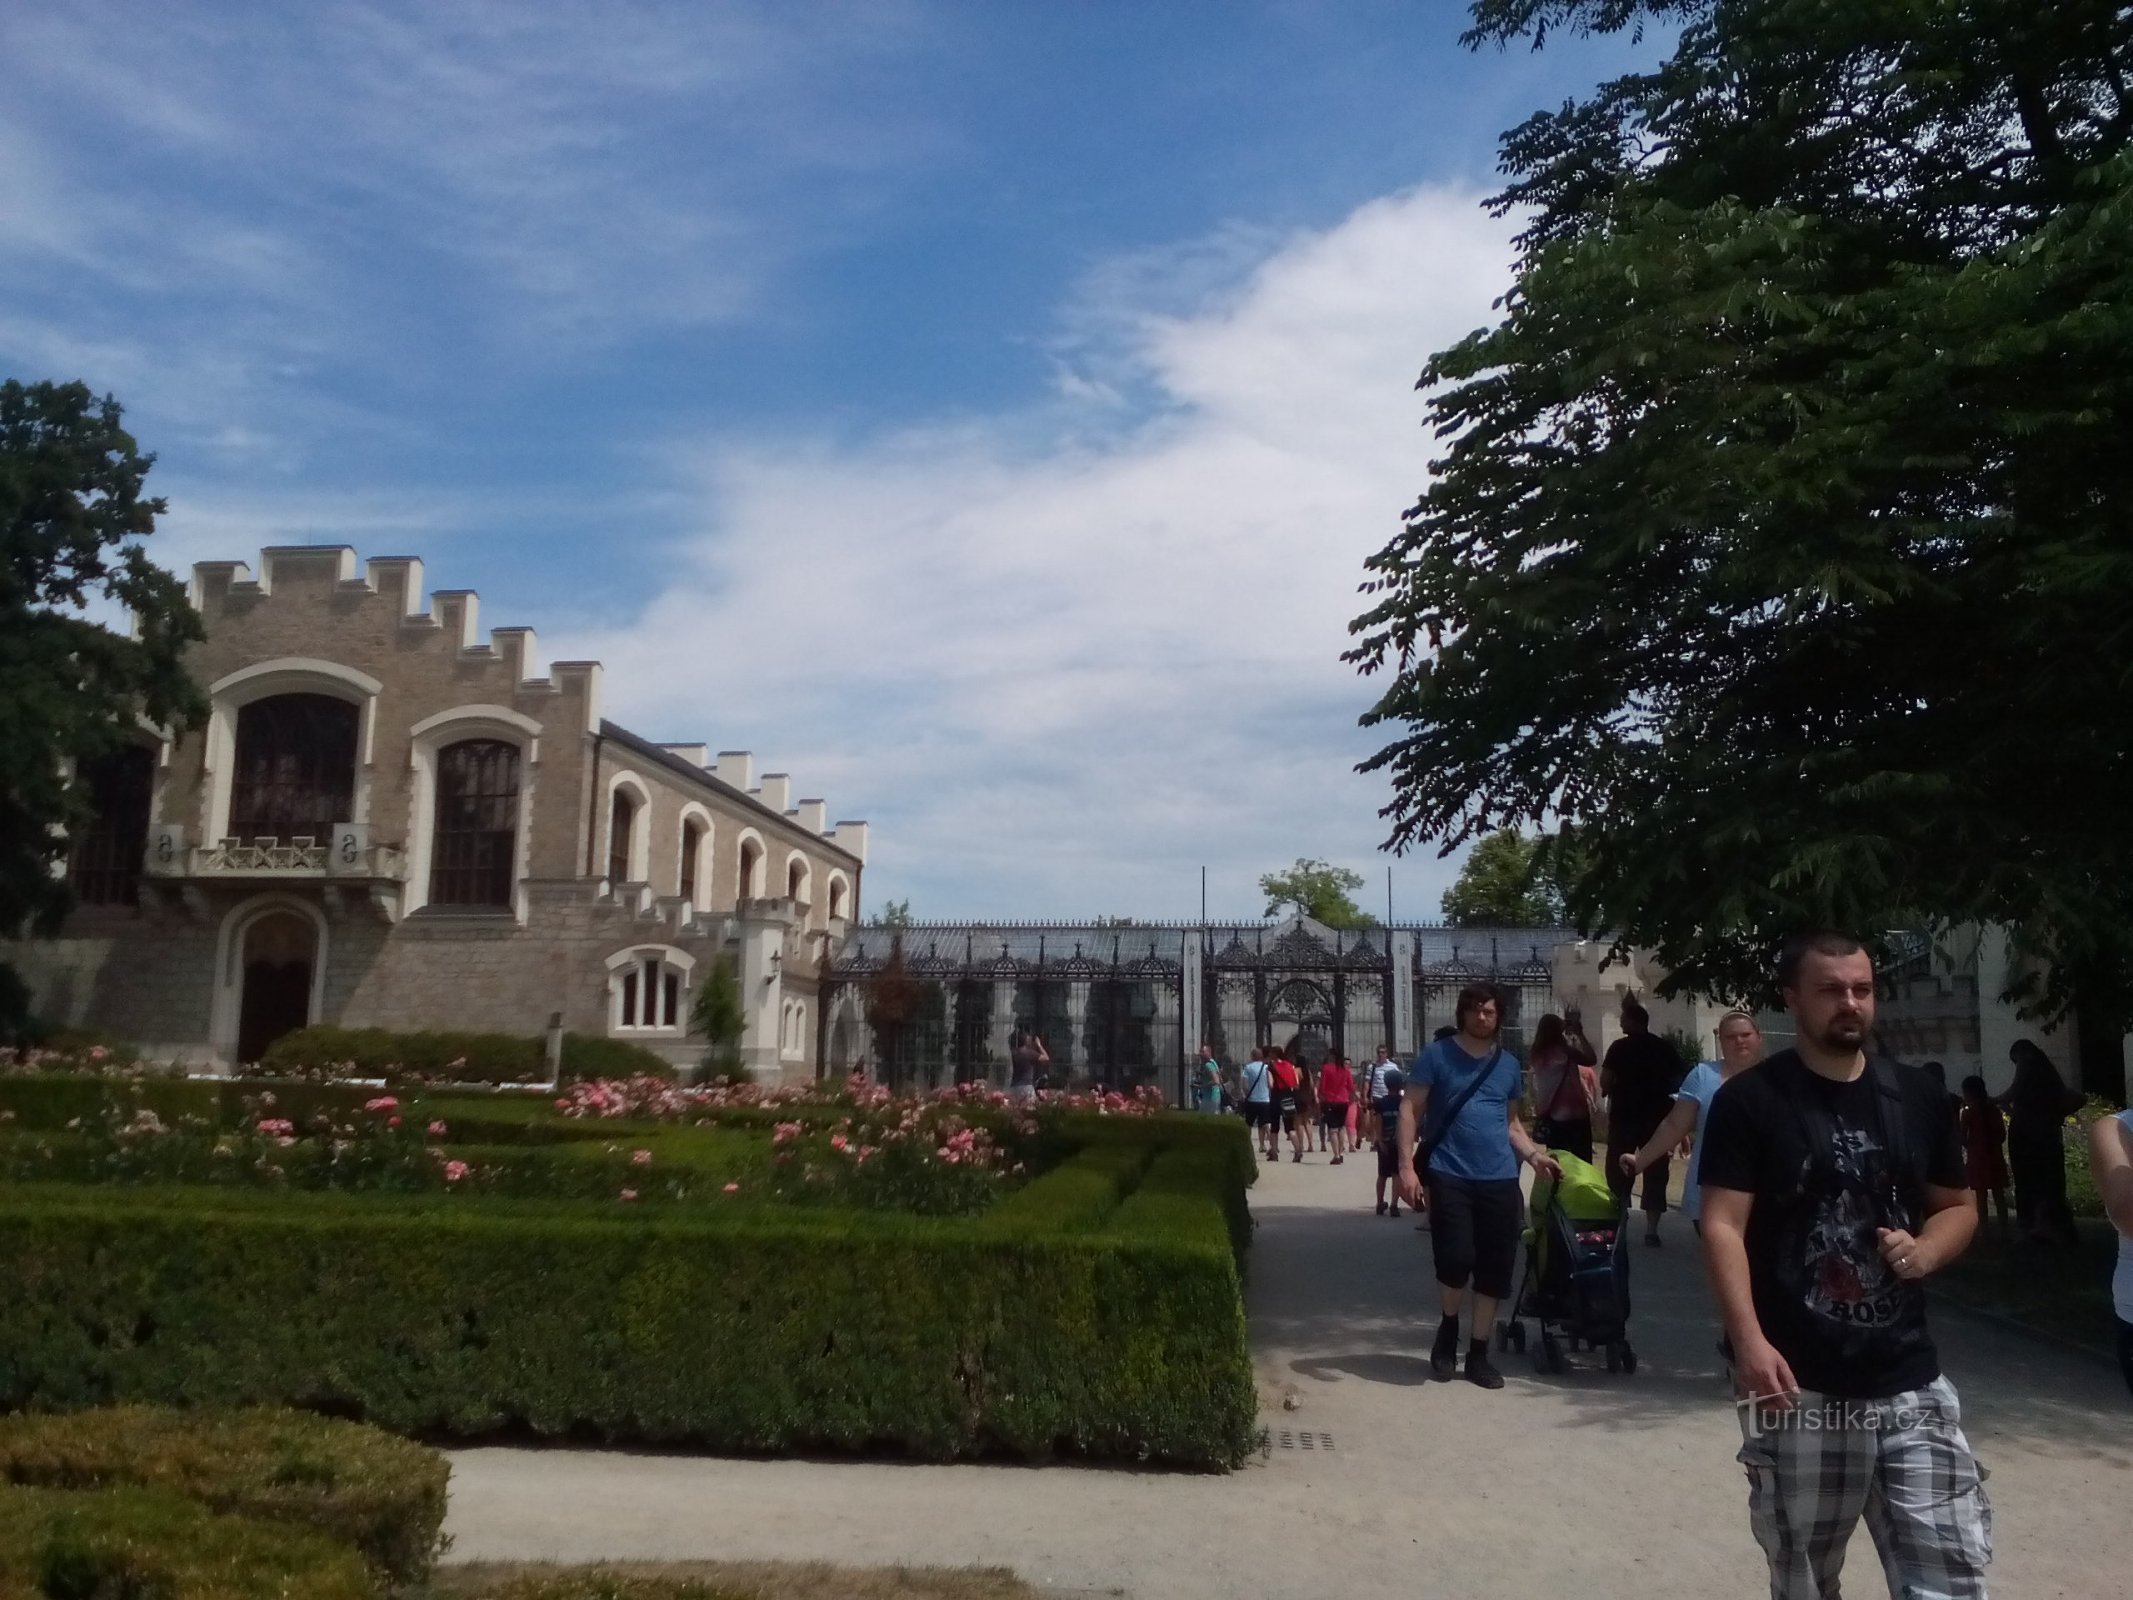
[{"left": 1398, "top": 985, "right": 1560, "bottom": 1389}]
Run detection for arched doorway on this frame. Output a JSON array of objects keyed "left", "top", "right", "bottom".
[{"left": 237, "top": 911, "right": 317, "bottom": 1064}]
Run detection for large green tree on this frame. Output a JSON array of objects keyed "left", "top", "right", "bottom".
[
  {"left": 1, "top": 381, "right": 203, "bottom": 935},
  {"left": 1441, "top": 829, "right": 1560, "bottom": 926},
  {"left": 1259, "top": 858, "right": 1376, "bottom": 928},
  {"left": 1350, "top": 3, "right": 2133, "bottom": 1050}
]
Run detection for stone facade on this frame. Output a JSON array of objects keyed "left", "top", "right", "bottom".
[{"left": 6, "top": 546, "right": 866, "bottom": 1078}]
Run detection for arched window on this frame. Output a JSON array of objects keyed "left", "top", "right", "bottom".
[
  {"left": 429, "top": 740, "right": 520, "bottom": 907},
  {"left": 680, "top": 817, "right": 706, "bottom": 907},
  {"left": 787, "top": 856, "right": 810, "bottom": 905},
  {"left": 826, "top": 875, "right": 850, "bottom": 921},
  {"left": 738, "top": 835, "right": 764, "bottom": 900},
  {"left": 608, "top": 789, "right": 637, "bottom": 884},
  {"left": 68, "top": 744, "right": 155, "bottom": 906},
  {"left": 229, "top": 694, "right": 358, "bottom": 841},
  {"left": 607, "top": 946, "right": 693, "bottom": 1032}
]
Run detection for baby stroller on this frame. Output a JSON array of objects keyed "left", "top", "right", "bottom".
[{"left": 1497, "top": 1151, "right": 1636, "bottom": 1375}]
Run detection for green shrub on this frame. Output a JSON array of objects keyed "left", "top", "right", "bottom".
[
  {"left": 2068, "top": 1094, "right": 2119, "bottom": 1218},
  {"left": 0, "top": 1406, "right": 446, "bottom": 1586},
  {"left": 0, "top": 1125, "right": 1256, "bottom": 1467},
  {"left": 0, "top": 1483, "right": 377, "bottom": 1599},
  {"left": 258, "top": 1028, "right": 676, "bottom": 1086}
]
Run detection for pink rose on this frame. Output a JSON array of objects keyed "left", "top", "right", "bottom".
[
  {"left": 619, "top": 1188, "right": 639, "bottom": 1202},
  {"left": 428, "top": 1120, "right": 448, "bottom": 1137},
  {"left": 363, "top": 1096, "right": 398, "bottom": 1113},
  {"left": 387, "top": 1115, "right": 403, "bottom": 1130},
  {"left": 722, "top": 1182, "right": 740, "bottom": 1194},
  {"left": 631, "top": 1149, "right": 653, "bottom": 1166},
  {"left": 444, "top": 1160, "right": 469, "bottom": 1182}
]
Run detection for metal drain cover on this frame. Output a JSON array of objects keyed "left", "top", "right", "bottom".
[{"left": 1258, "top": 1428, "right": 1335, "bottom": 1455}]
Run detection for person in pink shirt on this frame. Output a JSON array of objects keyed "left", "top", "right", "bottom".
[{"left": 1318, "top": 1055, "right": 1356, "bottom": 1163}]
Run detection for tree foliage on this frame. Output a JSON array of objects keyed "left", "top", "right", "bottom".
[
  {"left": 690, "top": 953, "right": 748, "bottom": 1083},
  {"left": 870, "top": 898, "right": 913, "bottom": 927},
  {"left": 1, "top": 380, "right": 204, "bottom": 936},
  {"left": 1350, "top": 2, "right": 2133, "bottom": 1026},
  {"left": 1259, "top": 859, "right": 1376, "bottom": 928},
  {"left": 1441, "top": 830, "right": 1560, "bottom": 925}
]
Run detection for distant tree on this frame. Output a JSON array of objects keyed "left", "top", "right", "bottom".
[
  {"left": 690, "top": 953, "right": 748, "bottom": 1084},
  {"left": 1260, "top": 859, "right": 1376, "bottom": 928},
  {"left": 1, "top": 380, "right": 204, "bottom": 937},
  {"left": 870, "top": 898, "right": 913, "bottom": 927},
  {"left": 1441, "top": 830, "right": 1558, "bottom": 926}
]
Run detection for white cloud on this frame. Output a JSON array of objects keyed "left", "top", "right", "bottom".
[{"left": 550, "top": 186, "right": 1517, "bottom": 920}]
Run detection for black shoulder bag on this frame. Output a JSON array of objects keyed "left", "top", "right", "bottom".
[{"left": 1416, "top": 1047, "right": 1503, "bottom": 1173}]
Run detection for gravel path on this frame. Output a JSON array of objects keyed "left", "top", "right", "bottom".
[{"left": 444, "top": 1151, "right": 2129, "bottom": 1597}]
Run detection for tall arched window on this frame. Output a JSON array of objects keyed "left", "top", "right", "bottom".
[
  {"left": 429, "top": 740, "right": 520, "bottom": 907},
  {"left": 787, "top": 857, "right": 810, "bottom": 905},
  {"left": 738, "top": 836, "right": 764, "bottom": 900},
  {"left": 680, "top": 817, "right": 706, "bottom": 907},
  {"left": 229, "top": 694, "right": 359, "bottom": 841},
  {"left": 68, "top": 744, "right": 155, "bottom": 906},
  {"left": 608, "top": 789, "right": 637, "bottom": 884},
  {"left": 827, "top": 875, "right": 850, "bottom": 921}
]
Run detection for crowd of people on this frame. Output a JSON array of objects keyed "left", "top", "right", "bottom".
[{"left": 1189, "top": 931, "right": 2133, "bottom": 1600}]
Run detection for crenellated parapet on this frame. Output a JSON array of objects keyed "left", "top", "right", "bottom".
[{"left": 180, "top": 547, "right": 601, "bottom": 729}]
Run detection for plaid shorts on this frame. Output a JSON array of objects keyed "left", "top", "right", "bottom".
[{"left": 1735, "top": 1376, "right": 1991, "bottom": 1600}]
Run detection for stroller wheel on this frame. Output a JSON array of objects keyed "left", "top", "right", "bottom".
[{"left": 1509, "top": 1321, "right": 1527, "bottom": 1353}]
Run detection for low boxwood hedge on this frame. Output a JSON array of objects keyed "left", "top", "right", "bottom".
[
  {"left": 0, "top": 1483, "right": 377, "bottom": 1599},
  {"left": 259, "top": 1026, "right": 676, "bottom": 1085},
  {"left": 0, "top": 1405, "right": 447, "bottom": 1585},
  {"left": 0, "top": 1118, "right": 1255, "bottom": 1468}
]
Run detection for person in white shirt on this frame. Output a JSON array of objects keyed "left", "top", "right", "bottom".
[{"left": 2088, "top": 1106, "right": 2133, "bottom": 1398}]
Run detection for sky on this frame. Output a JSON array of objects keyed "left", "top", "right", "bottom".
[{"left": 2, "top": 2, "right": 1661, "bottom": 922}]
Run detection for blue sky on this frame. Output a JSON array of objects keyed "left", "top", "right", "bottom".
[{"left": 3, "top": 2, "right": 1659, "bottom": 920}]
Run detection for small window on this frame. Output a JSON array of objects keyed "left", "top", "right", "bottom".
[
  {"left": 69, "top": 745, "right": 156, "bottom": 906},
  {"left": 738, "top": 837, "right": 764, "bottom": 900},
  {"left": 787, "top": 858, "right": 809, "bottom": 904},
  {"left": 827, "top": 878, "right": 849, "bottom": 920},
  {"left": 615, "top": 953, "right": 684, "bottom": 1030},
  {"left": 680, "top": 819, "right": 705, "bottom": 906},
  {"left": 608, "top": 790, "right": 636, "bottom": 884}
]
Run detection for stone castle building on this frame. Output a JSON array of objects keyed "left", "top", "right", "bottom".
[{"left": 8, "top": 546, "right": 867, "bottom": 1077}]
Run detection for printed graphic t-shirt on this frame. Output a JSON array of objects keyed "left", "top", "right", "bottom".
[
  {"left": 1698, "top": 1050, "right": 1963, "bottom": 1398},
  {"left": 1411, "top": 1037, "right": 1523, "bottom": 1183}
]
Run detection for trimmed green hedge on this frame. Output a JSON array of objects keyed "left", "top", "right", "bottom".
[
  {"left": 0, "top": 1406, "right": 446, "bottom": 1585},
  {"left": 0, "top": 1116, "right": 1256, "bottom": 1468},
  {"left": 0, "top": 1484, "right": 377, "bottom": 1599},
  {"left": 258, "top": 1026, "right": 676, "bottom": 1085}
]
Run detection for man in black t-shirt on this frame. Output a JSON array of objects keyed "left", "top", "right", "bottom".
[
  {"left": 1600, "top": 1000, "right": 1685, "bottom": 1244},
  {"left": 1698, "top": 932, "right": 1990, "bottom": 1599}
]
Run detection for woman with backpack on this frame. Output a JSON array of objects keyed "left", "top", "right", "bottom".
[{"left": 1526, "top": 1012, "right": 1599, "bottom": 1161}]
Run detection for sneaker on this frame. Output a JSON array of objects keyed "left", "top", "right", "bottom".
[
  {"left": 1429, "top": 1320, "right": 1460, "bottom": 1380},
  {"left": 1375, "top": 1199, "right": 1388, "bottom": 1216},
  {"left": 1465, "top": 1344, "right": 1505, "bottom": 1390}
]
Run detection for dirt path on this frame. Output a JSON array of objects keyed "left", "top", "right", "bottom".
[{"left": 443, "top": 1152, "right": 2130, "bottom": 1597}]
